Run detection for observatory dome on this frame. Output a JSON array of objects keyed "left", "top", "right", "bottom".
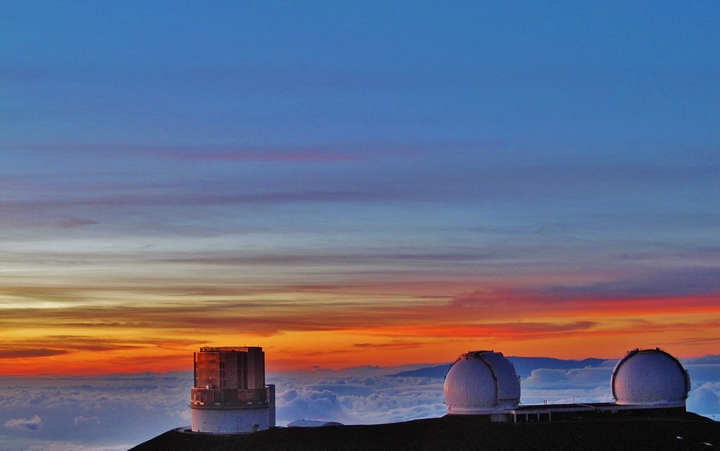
[
  {"left": 444, "top": 350, "right": 520, "bottom": 415},
  {"left": 611, "top": 348, "right": 690, "bottom": 407}
]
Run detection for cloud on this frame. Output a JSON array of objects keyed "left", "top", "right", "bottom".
[
  {"left": 0, "top": 349, "right": 67, "bottom": 359},
  {"left": 272, "top": 372, "right": 447, "bottom": 426},
  {"left": 681, "top": 359, "right": 720, "bottom": 389},
  {"left": 0, "top": 336, "right": 148, "bottom": 355},
  {"left": 352, "top": 341, "right": 427, "bottom": 350},
  {"left": 276, "top": 388, "right": 343, "bottom": 422},
  {"left": 451, "top": 266, "right": 720, "bottom": 311},
  {"left": 523, "top": 366, "right": 613, "bottom": 389},
  {"left": 0, "top": 372, "right": 192, "bottom": 448},
  {"left": 161, "top": 149, "right": 362, "bottom": 162},
  {"left": 684, "top": 355, "right": 720, "bottom": 365},
  {"left": 542, "top": 267, "right": 720, "bottom": 300},
  {"left": 59, "top": 218, "right": 99, "bottom": 228},
  {"left": 687, "top": 386, "right": 720, "bottom": 415},
  {"left": 4, "top": 415, "right": 42, "bottom": 431},
  {"left": 24, "top": 441, "right": 132, "bottom": 451},
  {"left": 73, "top": 416, "right": 99, "bottom": 426}
]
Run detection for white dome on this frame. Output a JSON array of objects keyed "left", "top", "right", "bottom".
[
  {"left": 444, "top": 350, "right": 520, "bottom": 414},
  {"left": 611, "top": 348, "right": 690, "bottom": 407}
]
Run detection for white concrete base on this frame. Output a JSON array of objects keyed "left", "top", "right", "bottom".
[{"left": 191, "top": 406, "right": 272, "bottom": 433}]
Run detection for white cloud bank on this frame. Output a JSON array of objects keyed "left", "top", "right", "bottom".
[
  {"left": 0, "top": 373, "right": 191, "bottom": 451},
  {"left": 273, "top": 374, "right": 446, "bottom": 425}
]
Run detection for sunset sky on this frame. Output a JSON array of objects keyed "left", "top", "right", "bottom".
[{"left": 2, "top": 0, "right": 720, "bottom": 376}]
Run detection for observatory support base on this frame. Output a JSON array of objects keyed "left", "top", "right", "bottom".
[{"left": 190, "top": 406, "right": 273, "bottom": 433}]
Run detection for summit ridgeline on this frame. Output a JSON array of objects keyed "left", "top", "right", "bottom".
[{"left": 132, "top": 412, "right": 719, "bottom": 451}]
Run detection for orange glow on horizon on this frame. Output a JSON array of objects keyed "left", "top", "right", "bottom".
[{"left": 2, "top": 289, "right": 719, "bottom": 376}]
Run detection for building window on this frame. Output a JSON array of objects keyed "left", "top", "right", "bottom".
[{"left": 219, "top": 361, "right": 226, "bottom": 388}]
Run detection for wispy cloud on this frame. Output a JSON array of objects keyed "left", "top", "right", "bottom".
[
  {"left": 58, "top": 218, "right": 99, "bottom": 228},
  {"left": 4, "top": 415, "right": 42, "bottom": 431},
  {"left": 161, "top": 149, "right": 363, "bottom": 162},
  {"left": 542, "top": 267, "right": 720, "bottom": 300},
  {"left": 0, "top": 349, "right": 67, "bottom": 359},
  {"left": 352, "top": 341, "right": 428, "bottom": 350}
]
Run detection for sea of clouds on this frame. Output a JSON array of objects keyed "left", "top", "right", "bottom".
[{"left": 1, "top": 356, "right": 718, "bottom": 451}]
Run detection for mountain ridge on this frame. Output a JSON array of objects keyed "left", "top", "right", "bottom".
[{"left": 131, "top": 411, "right": 719, "bottom": 451}]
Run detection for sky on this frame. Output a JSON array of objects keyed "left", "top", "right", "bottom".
[
  {"left": 2, "top": 0, "right": 720, "bottom": 376},
  {"left": 2, "top": 1, "right": 720, "bottom": 448}
]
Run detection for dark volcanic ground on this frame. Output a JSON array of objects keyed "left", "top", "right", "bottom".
[{"left": 132, "top": 412, "right": 720, "bottom": 451}]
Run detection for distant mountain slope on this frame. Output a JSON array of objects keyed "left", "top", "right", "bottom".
[
  {"left": 132, "top": 412, "right": 719, "bottom": 451},
  {"left": 389, "top": 357, "right": 606, "bottom": 378},
  {"left": 508, "top": 357, "right": 606, "bottom": 378},
  {"left": 390, "top": 364, "right": 451, "bottom": 378}
]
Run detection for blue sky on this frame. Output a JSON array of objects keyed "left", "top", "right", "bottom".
[
  {"left": 5, "top": 1, "right": 719, "bottom": 150},
  {"left": 2, "top": 0, "right": 720, "bottom": 386}
]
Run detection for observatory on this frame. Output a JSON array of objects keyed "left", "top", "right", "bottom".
[
  {"left": 611, "top": 348, "right": 690, "bottom": 407},
  {"left": 189, "top": 346, "right": 275, "bottom": 433},
  {"left": 442, "top": 347, "right": 690, "bottom": 424},
  {"left": 443, "top": 350, "right": 520, "bottom": 420}
]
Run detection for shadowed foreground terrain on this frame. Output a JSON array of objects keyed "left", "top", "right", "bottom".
[{"left": 132, "top": 412, "right": 720, "bottom": 451}]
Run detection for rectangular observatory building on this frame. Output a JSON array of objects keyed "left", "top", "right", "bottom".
[{"left": 190, "top": 346, "right": 275, "bottom": 433}]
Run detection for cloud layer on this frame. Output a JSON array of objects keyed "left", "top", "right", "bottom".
[{"left": 2, "top": 356, "right": 719, "bottom": 450}]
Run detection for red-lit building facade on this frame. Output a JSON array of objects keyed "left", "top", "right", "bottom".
[{"left": 189, "top": 346, "right": 275, "bottom": 433}]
